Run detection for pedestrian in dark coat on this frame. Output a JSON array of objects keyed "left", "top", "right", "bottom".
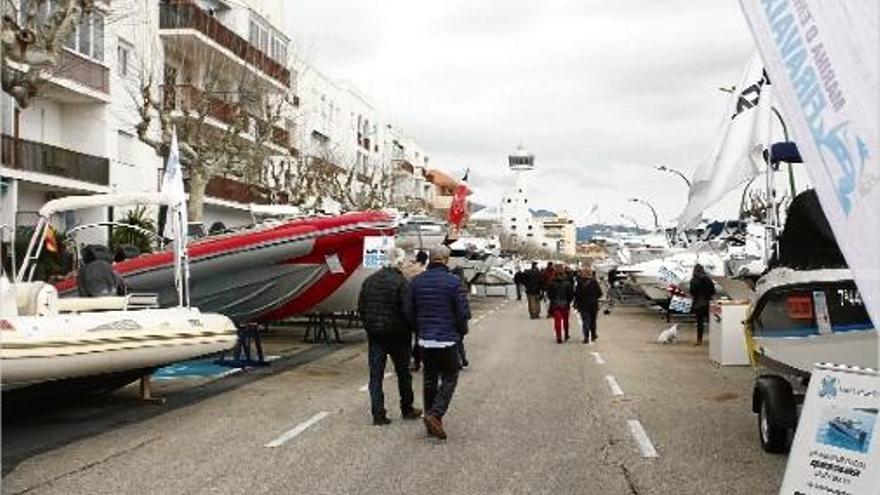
[
  {"left": 522, "top": 262, "right": 543, "bottom": 319},
  {"left": 513, "top": 269, "right": 525, "bottom": 301},
  {"left": 688, "top": 264, "right": 716, "bottom": 346},
  {"left": 546, "top": 266, "right": 575, "bottom": 343},
  {"left": 358, "top": 248, "right": 422, "bottom": 425},
  {"left": 405, "top": 245, "right": 471, "bottom": 440},
  {"left": 574, "top": 267, "right": 603, "bottom": 343}
]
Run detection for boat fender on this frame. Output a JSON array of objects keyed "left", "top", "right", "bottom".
[{"left": 752, "top": 375, "right": 797, "bottom": 429}]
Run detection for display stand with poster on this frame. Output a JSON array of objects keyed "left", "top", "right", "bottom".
[
  {"left": 780, "top": 364, "right": 880, "bottom": 495},
  {"left": 362, "top": 236, "right": 396, "bottom": 269}
]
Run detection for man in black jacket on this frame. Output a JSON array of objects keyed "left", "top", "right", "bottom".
[
  {"left": 522, "top": 262, "right": 543, "bottom": 319},
  {"left": 574, "top": 267, "right": 603, "bottom": 343},
  {"left": 358, "top": 248, "right": 422, "bottom": 425}
]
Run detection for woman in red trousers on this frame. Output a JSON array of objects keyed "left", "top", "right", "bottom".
[{"left": 546, "top": 266, "right": 575, "bottom": 343}]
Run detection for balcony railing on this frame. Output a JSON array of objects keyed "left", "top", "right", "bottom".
[
  {"left": 161, "top": 84, "right": 291, "bottom": 149},
  {"left": 1, "top": 134, "right": 110, "bottom": 186},
  {"left": 159, "top": 0, "right": 290, "bottom": 87},
  {"left": 53, "top": 49, "right": 110, "bottom": 94}
]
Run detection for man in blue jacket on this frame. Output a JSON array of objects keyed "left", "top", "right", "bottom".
[{"left": 406, "top": 245, "right": 471, "bottom": 440}]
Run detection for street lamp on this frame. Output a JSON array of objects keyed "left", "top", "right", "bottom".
[
  {"left": 628, "top": 198, "right": 659, "bottom": 230},
  {"left": 655, "top": 165, "right": 691, "bottom": 188}
]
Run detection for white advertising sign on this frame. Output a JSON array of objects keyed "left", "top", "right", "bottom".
[
  {"left": 739, "top": 1, "right": 879, "bottom": 363},
  {"left": 362, "top": 236, "right": 395, "bottom": 269},
  {"left": 780, "top": 364, "right": 880, "bottom": 495}
]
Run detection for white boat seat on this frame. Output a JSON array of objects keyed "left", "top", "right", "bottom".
[{"left": 57, "top": 296, "right": 129, "bottom": 313}]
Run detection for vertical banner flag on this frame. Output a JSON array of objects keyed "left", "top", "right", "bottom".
[
  {"left": 739, "top": 1, "right": 879, "bottom": 360},
  {"left": 447, "top": 169, "right": 471, "bottom": 239},
  {"left": 678, "top": 53, "right": 773, "bottom": 229},
  {"left": 160, "top": 128, "right": 189, "bottom": 305}
]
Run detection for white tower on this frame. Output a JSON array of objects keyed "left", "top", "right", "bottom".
[{"left": 501, "top": 145, "right": 537, "bottom": 245}]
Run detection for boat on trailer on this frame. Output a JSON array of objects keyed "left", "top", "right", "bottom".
[
  {"left": 55, "top": 211, "right": 397, "bottom": 324},
  {"left": 1, "top": 193, "right": 237, "bottom": 393},
  {"left": 746, "top": 189, "right": 877, "bottom": 453}
]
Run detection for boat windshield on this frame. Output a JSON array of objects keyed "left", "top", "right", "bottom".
[{"left": 752, "top": 282, "right": 874, "bottom": 337}]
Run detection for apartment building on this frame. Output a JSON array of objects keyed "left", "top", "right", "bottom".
[{"left": 2, "top": 0, "right": 445, "bottom": 245}]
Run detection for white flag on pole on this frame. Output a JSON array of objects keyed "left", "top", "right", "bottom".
[
  {"left": 160, "top": 128, "right": 189, "bottom": 305},
  {"left": 678, "top": 53, "right": 774, "bottom": 229}
]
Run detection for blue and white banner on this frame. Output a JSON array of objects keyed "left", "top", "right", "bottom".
[{"left": 740, "top": 1, "right": 879, "bottom": 351}]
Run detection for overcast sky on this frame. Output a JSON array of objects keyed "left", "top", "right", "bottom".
[{"left": 285, "top": 1, "right": 758, "bottom": 227}]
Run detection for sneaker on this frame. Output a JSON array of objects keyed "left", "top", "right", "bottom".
[
  {"left": 424, "top": 415, "right": 447, "bottom": 440},
  {"left": 373, "top": 415, "right": 392, "bottom": 426},
  {"left": 582, "top": 338, "right": 589, "bottom": 344},
  {"left": 402, "top": 407, "right": 422, "bottom": 420},
  {"left": 565, "top": 334, "right": 570, "bottom": 341}
]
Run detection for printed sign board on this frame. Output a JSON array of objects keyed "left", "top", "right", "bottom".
[
  {"left": 780, "top": 364, "right": 880, "bottom": 495},
  {"left": 362, "top": 236, "right": 395, "bottom": 269}
]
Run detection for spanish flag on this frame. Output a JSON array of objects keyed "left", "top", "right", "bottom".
[{"left": 44, "top": 225, "right": 58, "bottom": 254}]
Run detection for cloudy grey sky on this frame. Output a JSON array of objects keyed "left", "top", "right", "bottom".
[{"left": 285, "top": 1, "right": 757, "bottom": 227}]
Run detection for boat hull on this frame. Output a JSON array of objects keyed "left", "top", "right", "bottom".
[
  {"left": 1, "top": 307, "right": 237, "bottom": 390},
  {"left": 56, "top": 212, "right": 395, "bottom": 324},
  {"left": 748, "top": 268, "right": 878, "bottom": 374}
]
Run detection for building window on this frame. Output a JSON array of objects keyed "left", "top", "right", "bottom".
[
  {"left": 528, "top": 225, "right": 533, "bottom": 230},
  {"left": 65, "top": 11, "right": 104, "bottom": 61},
  {"left": 506, "top": 199, "right": 512, "bottom": 204},
  {"left": 117, "top": 39, "right": 132, "bottom": 76},
  {"left": 117, "top": 130, "right": 135, "bottom": 167},
  {"left": 249, "top": 17, "right": 288, "bottom": 64}
]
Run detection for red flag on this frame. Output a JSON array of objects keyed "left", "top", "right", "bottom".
[
  {"left": 44, "top": 225, "right": 58, "bottom": 254},
  {"left": 447, "top": 170, "right": 470, "bottom": 235}
]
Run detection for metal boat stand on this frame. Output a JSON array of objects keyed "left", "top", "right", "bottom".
[
  {"left": 138, "top": 375, "right": 166, "bottom": 405},
  {"left": 303, "top": 313, "right": 342, "bottom": 344},
  {"left": 215, "top": 323, "right": 270, "bottom": 368}
]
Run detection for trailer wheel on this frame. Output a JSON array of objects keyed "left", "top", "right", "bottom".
[{"left": 757, "top": 392, "right": 791, "bottom": 453}]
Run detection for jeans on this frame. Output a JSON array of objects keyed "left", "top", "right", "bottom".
[
  {"left": 694, "top": 306, "right": 709, "bottom": 343},
  {"left": 368, "top": 334, "right": 415, "bottom": 418},
  {"left": 580, "top": 306, "right": 598, "bottom": 341},
  {"left": 527, "top": 294, "right": 541, "bottom": 318},
  {"left": 423, "top": 346, "right": 461, "bottom": 418},
  {"left": 552, "top": 307, "right": 570, "bottom": 342}
]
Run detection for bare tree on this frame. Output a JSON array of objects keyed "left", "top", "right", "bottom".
[
  {"left": 128, "top": 14, "right": 297, "bottom": 223},
  {"left": 1, "top": 0, "right": 95, "bottom": 107}
]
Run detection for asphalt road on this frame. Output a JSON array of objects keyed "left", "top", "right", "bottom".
[{"left": 2, "top": 298, "right": 787, "bottom": 494}]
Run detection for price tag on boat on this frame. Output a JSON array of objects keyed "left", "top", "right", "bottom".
[
  {"left": 780, "top": 364, "right": 880, "bottom": 495},
  {"left": 362, "top": 236, "right": 395, "bottom": 269}
]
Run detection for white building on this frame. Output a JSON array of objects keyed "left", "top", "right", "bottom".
[{"left": 1, "top": 0, "right": 295, "bottom": 241}]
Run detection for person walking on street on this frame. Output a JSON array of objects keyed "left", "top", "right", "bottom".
[
  {"left": 513, "top": 268, "right": 525, "bottom": 301},
  {"left": 523, "top": 262, "right": 543, "bottom": 319},
  {"left": 358, "top": 248, "right": 422, "bottom": 425},
  {"left": 543, "top": 262, "right": 556, "bottom": 318},
  {"left": 689, "top": 264, "right": 716, "bottom": 346},
  {"left": 546, "top": 266, "right": 575, "bottom": 343},
  {"left": 574, "top": 267, "right": 603, "bottom": 343},
  {"left": 403, "top": 250, "right": 429, "bottom": 371},
  {"left": 406, "top": 246, "right": 471, "bottom": 440}
]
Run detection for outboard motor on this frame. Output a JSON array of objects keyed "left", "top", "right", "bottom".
[{"left": 78, "top": 245, "right": 125, "bottom": 297}]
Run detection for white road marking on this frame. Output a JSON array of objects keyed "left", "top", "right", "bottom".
[
  {"left": 358, "top": 372, "right": 392, "bottom": 392},
  {"left": 627, "top": 419, "right": 659, "bottom": 458},
  {"left": 605, "top": 375, "right": 624, "bottom": 396},
  {"left": 591, "top": 352, "right": 606, "bottom": 364},
  {"left": 265, "top": 411, "right": 330, "bottom": 448}
]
